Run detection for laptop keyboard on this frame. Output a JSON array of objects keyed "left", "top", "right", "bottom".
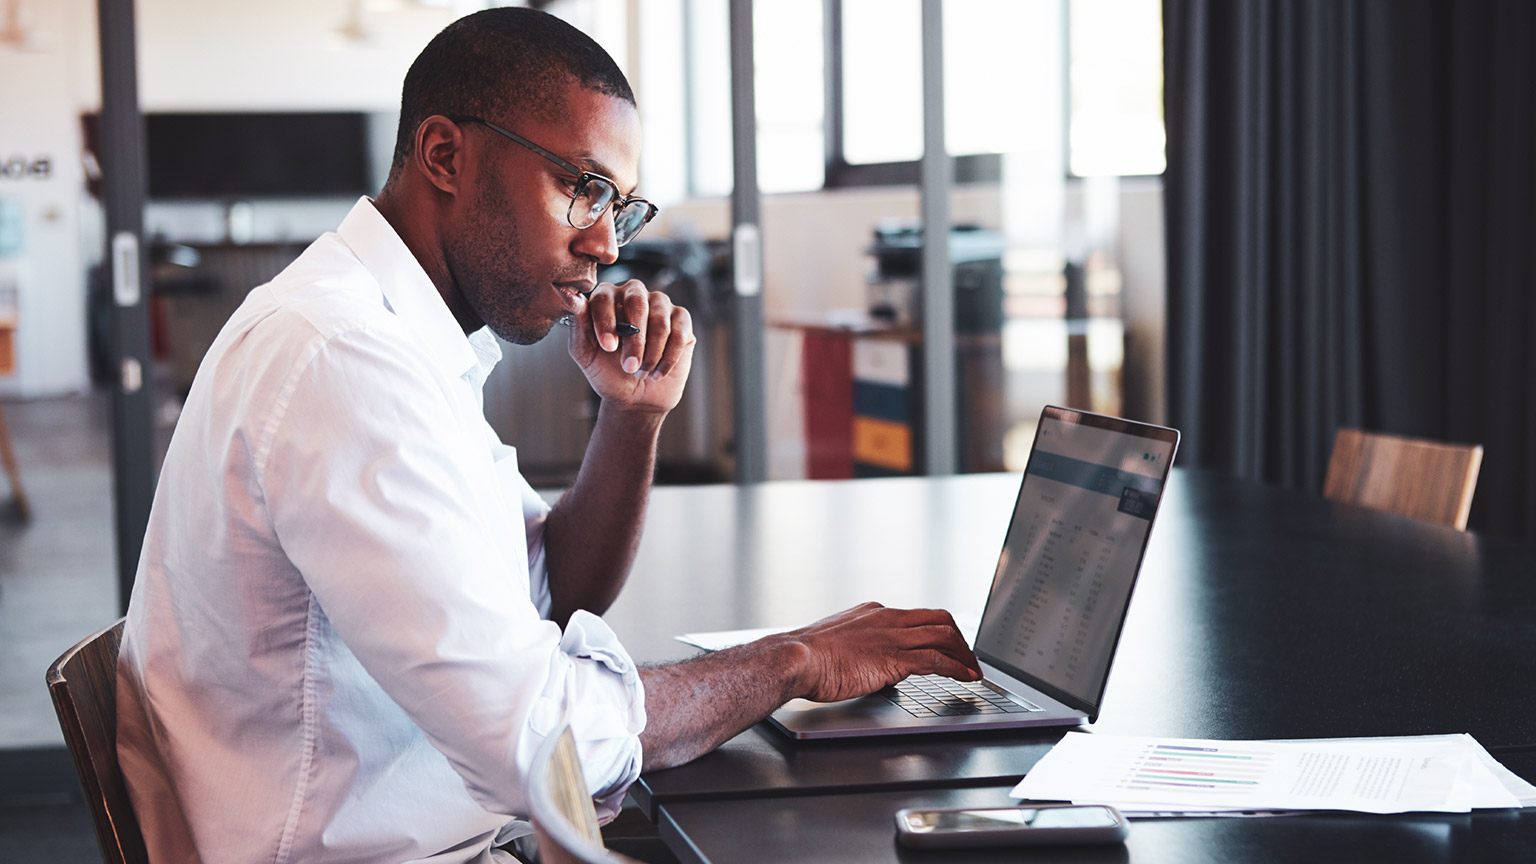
[{"left": 883, "top": 675, "right": 1043, "bottom": 717}]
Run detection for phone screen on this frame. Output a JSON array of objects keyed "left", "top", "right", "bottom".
[{"left": 913, "top": 806, "right": 1120, "bottom": 832}]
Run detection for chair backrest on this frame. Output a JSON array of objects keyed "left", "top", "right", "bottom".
[
  {"left": 1322, "top": 428, "right": 1484, "bottom": 530},
  {"left": 46, "top": 619, "right": 149, "bottom": 864},
  {"left": 528, "top": 726, "right": 640, "bottom": 864}
]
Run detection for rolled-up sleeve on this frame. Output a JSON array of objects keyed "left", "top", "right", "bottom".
[
  {"left": 530, "top": 612, "right": 645, "bottom": 819},
  {"left": 258, "top": 324, "right": 644, "bottom": 818}
]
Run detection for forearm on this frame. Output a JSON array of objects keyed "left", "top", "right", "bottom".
[
  {"left": 637, "top": 637, "right": 811, "bottom": 770},
  {"left": 543, "top": 401, "right": 665, "bottom": 626}
]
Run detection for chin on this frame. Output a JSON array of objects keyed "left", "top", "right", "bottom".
[{"left": 491, "top": 317, "right": 559, "bottom": 346}]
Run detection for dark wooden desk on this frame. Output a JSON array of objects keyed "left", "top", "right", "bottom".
[
  {"left": 657, "top": 785, "right": 1536, "bottom": 864},
  {"left": 604, "top": 470, "right": 1536, "bottom": 860}
]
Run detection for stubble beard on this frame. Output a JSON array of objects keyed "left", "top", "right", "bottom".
[{"left": 447, "top": 186, "right": 558, "bottom": 346}]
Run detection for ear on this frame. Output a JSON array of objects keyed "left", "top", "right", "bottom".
[{"left": 413, "top": 115, "right": 468, "bottom": 196}]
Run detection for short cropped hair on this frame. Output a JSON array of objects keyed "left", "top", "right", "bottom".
[{"left": 388, "top": 7, "right": 634, "bottom": 181}]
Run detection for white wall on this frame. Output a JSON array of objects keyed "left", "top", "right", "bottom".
[
  {"left": 0, "top": 0, "right": 98, "bottom": 397},
  {"left": 0, "top": 0, "right": 468, "bottom": 397},
  {"left": 134, "top": 0, "right": 458, "bottom": 241},
  {"left": 137, "top": 0, "right": 463, "bottom": 112}
]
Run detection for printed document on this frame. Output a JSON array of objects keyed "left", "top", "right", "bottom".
[{"left": 1011, "top": 732, "right": 1532, "bottom": 814}]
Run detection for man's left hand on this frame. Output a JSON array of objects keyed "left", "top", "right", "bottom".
[{"left": 567, "top": 280, "right": 695, "bottom": 414}]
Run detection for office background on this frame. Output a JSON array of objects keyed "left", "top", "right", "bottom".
[{"left": 1, "top": 0, "right": 1532, "bottom": 857}]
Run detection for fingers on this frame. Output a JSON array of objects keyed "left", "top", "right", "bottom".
[
  {"left": 585, "top": 280, "right": 694, "bottom": 379},
  {"left": 905, "top": 647, "right": 985, "bottom": 682},
  {"left": 619, "top": 281, "right": 650, "bottom": 374},
  {"left": 804, "top": 603, "right": 954, "bottom": 640},
  {"left": 876, "top": 610, "right": 982, "bottom": 680},
  {"left": 648, "top": 305, "right": 695, "bottom": 380},
  {"left": 584, "top": 281, "right": 639, "bottom": 356},
  {"left": 565, "top": 291, "right": 598, "bottom": 361},
  {"left": 798, "top": 602, "right": 976, "bottom": 694},
  {"left": 909, "top": 630, "right": 983, "bottom": 680}
]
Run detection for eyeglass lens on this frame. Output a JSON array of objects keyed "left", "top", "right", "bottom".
[
  {"left": 569, "top": 177, "right": 616, "bottom": 229},
  {"left": 611, "top": 202, "right": 653, "bottom": 244},
  {"left": 569, "top": 177, "right": 652, "bottom": 245}
]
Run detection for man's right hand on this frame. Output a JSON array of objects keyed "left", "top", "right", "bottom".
[
  {"left": 772, "top": 602, "right": 983, "bottom": 704},
  {"left": 638, "top": 602, "right": 983, "bottom": 770},
  {"left": 567, "top": 280, "right": 695, "bottom": 416}
]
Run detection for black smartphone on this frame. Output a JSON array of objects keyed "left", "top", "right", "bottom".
[{"left": 894, "top": 803, "right": 1129, "bottom": 849}]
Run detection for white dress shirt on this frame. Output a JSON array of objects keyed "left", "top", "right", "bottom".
[{"left": 117, "top": 198, "right": 646, "bottom": 864}]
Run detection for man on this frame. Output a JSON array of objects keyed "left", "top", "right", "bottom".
[{"left": 117, "top": 8, "right": 980, "bottom": 863}]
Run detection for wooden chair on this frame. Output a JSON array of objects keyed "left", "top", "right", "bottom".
[
  {"left": 529, "top": 726, "right": 642, "bottom": 864},
  {"left": 46, "top": 619, "right": 149, "bottom": 864},
  {"left": 1322, "top": 428, "right": 1484, "bottom": 530}
]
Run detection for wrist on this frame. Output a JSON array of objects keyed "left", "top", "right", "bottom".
[
  {"left": 763, "top": 634, "right": 816, "bottom": 702},
  {"left": 596, "top": 399, "right": 669, "bottom": 431},
  {"left": 593, "top": 402, "right": 667, "bottom": 455}
]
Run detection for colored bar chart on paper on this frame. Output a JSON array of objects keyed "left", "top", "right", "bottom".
[{"left": 1120, "top": 743, "right": 1273, "bottom": 794}]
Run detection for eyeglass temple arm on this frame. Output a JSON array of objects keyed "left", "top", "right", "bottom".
[{"left": 450, "top": 115, "right": 585, "bottom": 178}]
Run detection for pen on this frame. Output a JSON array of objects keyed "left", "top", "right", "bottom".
[{"left": 556, "top": 317, "right": 640, "bottom": 336}]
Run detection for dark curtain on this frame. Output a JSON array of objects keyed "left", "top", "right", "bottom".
[{"left": 1164, "top": 0, "right": 1536, "bottom": 540}]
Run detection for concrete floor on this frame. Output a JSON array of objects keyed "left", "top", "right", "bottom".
[
  {"left": 0, "top": 391, "right": 124, "bottom": 862},
  {"left": 0, "top": 392, "right": 119, "bottom": 749}
]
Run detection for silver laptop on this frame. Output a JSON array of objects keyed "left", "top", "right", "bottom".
[{"left": 769, "top": 406, "right": 1179, "bottom": 739}]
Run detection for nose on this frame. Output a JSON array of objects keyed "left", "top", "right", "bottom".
[{"left": 570, "top": 208, "right": 620, "bottom": 266}]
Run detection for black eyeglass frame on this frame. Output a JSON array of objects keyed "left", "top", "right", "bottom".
[{"left": 451, "top": 115, "right": 658, "bottom": 245}]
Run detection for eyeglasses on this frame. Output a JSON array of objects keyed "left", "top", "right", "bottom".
[{"left": 453, "top": 116, "right": 658, "bottom": 246}]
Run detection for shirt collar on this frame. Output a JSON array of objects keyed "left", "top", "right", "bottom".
[
  {"left": 336, "top": 197, "right": 489, "bottom": 383},
  {"left": 463, "top": 328, "right": 504, "bottom": 399}
]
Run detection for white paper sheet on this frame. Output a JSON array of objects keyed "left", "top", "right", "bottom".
[
  {"left": 676, "top": 626, "right": 794, "bottom": 652},
  {"left": 1010, "top": 732, "right": 1526, "bottom": 815},
  {"left": 677, "top": 614, "right": 981, "bottom": 653}
]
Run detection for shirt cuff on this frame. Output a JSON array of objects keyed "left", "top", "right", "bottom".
[{"left": 525, "top": 611, "right": 646, "bottom": 819}]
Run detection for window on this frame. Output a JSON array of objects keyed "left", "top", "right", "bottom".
[
  {"left": 1068, "top": 0, "right": 1165, "bottom": 176},
  {"left": 645, "top": 0, "right": 1164, "bottom": 196},
  {"left": 831, "top": 0, "right": 1163, "bottom": 185},
  {"left": 645, "top": 0, "right": 827, "bottom": 199},
  {"left": 686, "top": 0, "right": 734, "bottom": 198},
  {"left": 840, "top": 0, "right": 921, "bottom": 165},
  {"left": 754, "top": 0, "right": 826, "bottom": 193}
]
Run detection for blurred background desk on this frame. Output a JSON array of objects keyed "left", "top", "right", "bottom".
[
  {"left": 598, "top": 471, "right": 1536, "bottom": 862},
  {"left": 774, "top": 318, "right": 1007, "bottom": 479}
]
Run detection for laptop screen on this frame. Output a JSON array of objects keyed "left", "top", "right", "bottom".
[{"left": 974, "top": 407, "right": 1178, "bottom": 709}]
